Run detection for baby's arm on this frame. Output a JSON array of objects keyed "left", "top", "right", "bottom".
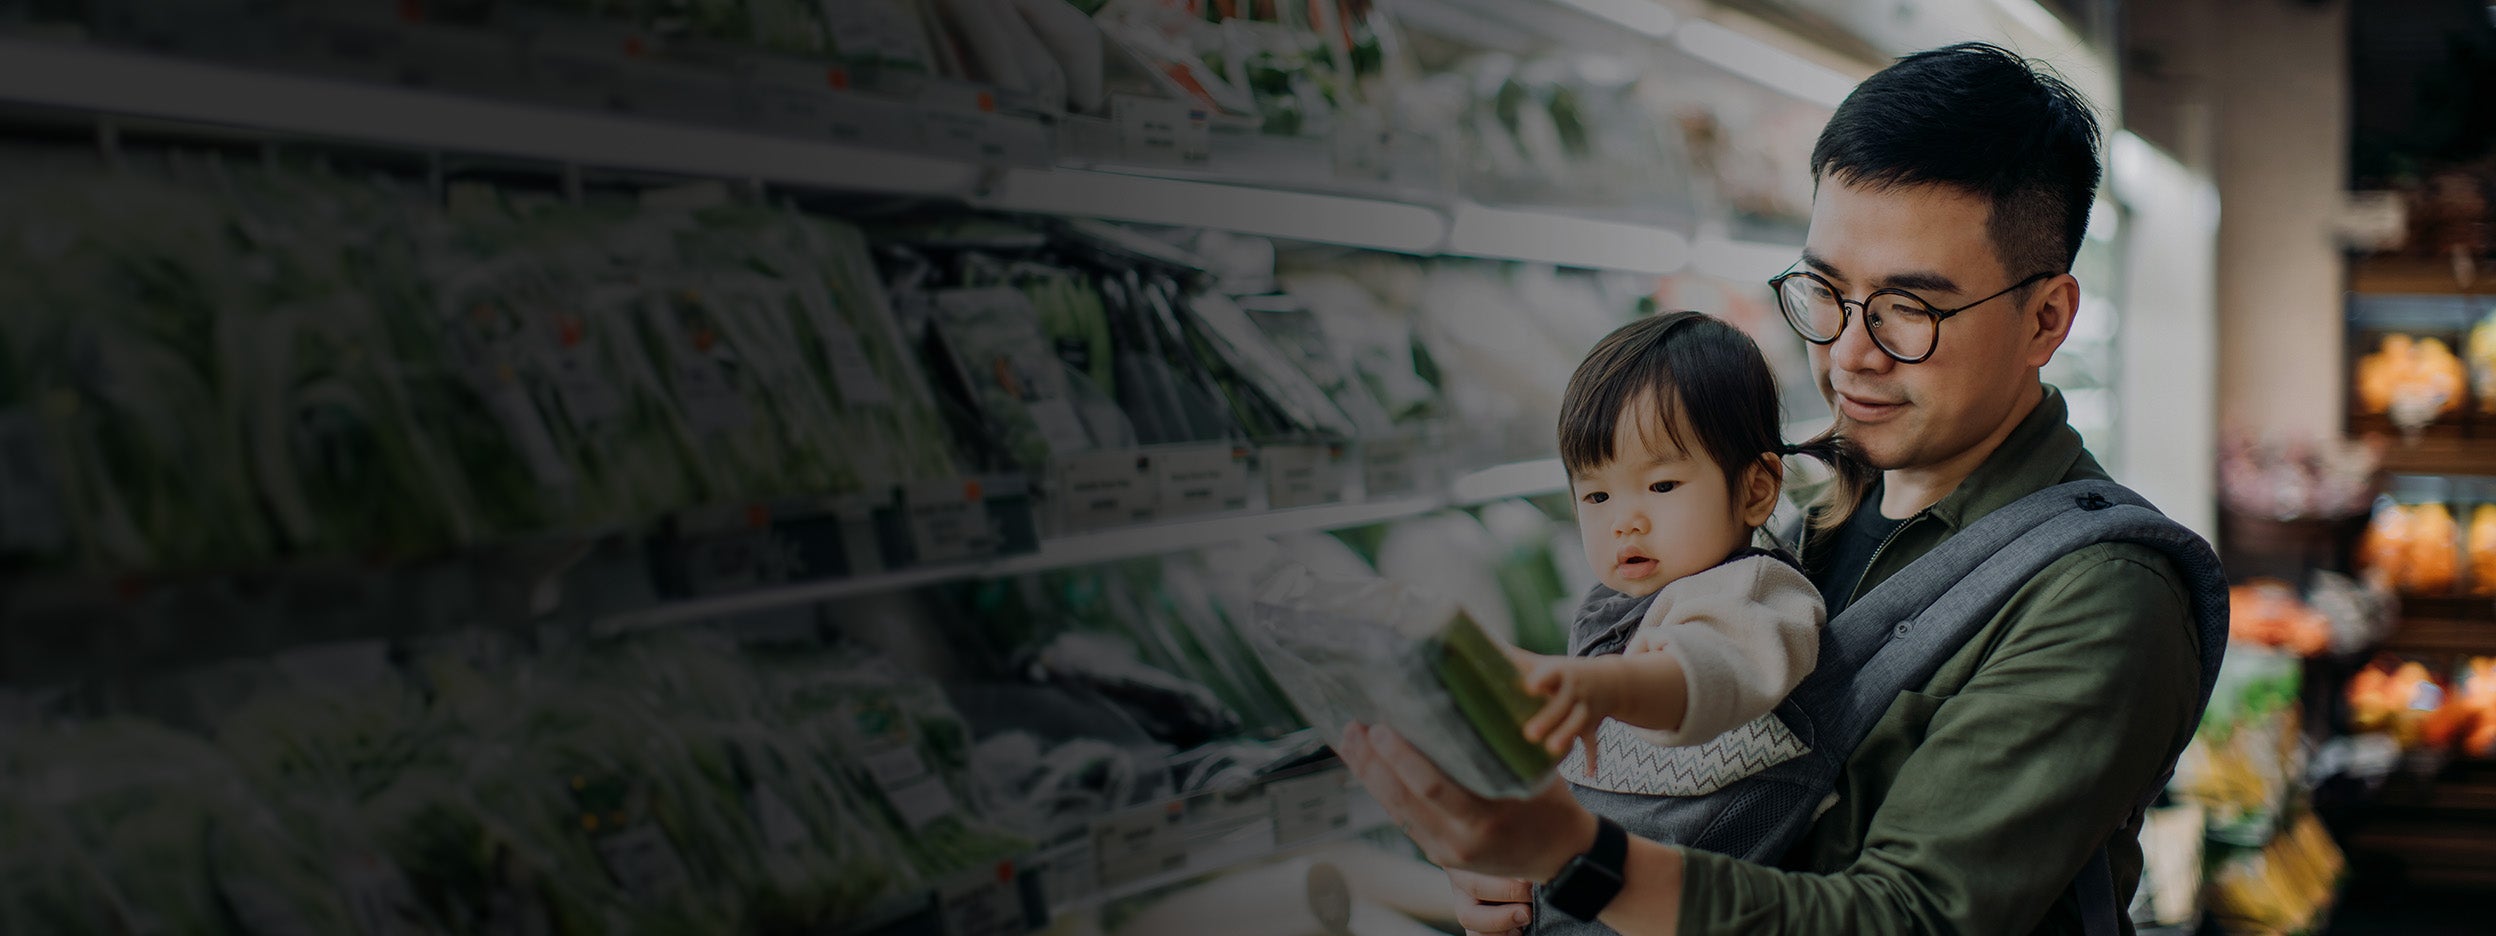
[
  {"left": 1621, "top": 557, "right": 1824, "bottom": 747},
  {"left": 1512, "top": 649, "right": 1691, "bottom": 775}
]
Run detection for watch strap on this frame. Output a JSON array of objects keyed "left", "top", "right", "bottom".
[{"left": 1544, "top": 816, "right": 1628, "bottom": 922}]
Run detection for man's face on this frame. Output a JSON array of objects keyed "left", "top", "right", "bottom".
[{"left": 1799, "top": 177, "right": 2062, "bottom": 473}]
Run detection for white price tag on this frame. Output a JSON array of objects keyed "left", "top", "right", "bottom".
[
  {"left": 1054, "top": 449, "right": 1158, "bottom": 531},
  {"left": 820, "top": 320, "right": 895, "bottom": 408},
  {"left": 0, "top": 409, "right": 65, "bottom": 552},
  {"left": 841, "top": 699, "right": 962, "bottom": 829},
  {"left": 1154, "top": 444, "right": 1253, "bottom": 517},
  {"left": 1040, "top": 838, "right": 1099, "bottom": 908},
  {"left": 907, "top": 479, "right": 997, "bottom": 563},
  {"left": 1093, "top": 802, "right": 1189, "bottom": 889},
  {"left": 887, "top": 774, "right": 960, "bottom": 830},
  {"left": 1263, "top": 444, "right": 1350, "bottom": 509},
  {"left": 939, "top": 865, "right": 1028, "bottom": 936},
  {"left": 865, "top": 744, "right": 933, "bottom": 789},
  {"left": 920, "top": 107, "right": 1015, "bottom": 162},
  {"left": 1115, "top": 95, "right": 1211, "bottom": 166},
  {"left": 540, "top": 315, "right": 625, "bottom": 432},
  {"left": 821, "top": 0, "right": 910, "bottom": 62},
  {"left": 1361, "top": 436, "right": 1421, "bottom": 498},
  {"left": 1268, "top": 770, "right": 1351, "bottom": 846}
]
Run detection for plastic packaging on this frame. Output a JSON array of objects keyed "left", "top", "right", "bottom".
[{"left": 1247, "top": 564, "right": 1556, "bottom": 799}]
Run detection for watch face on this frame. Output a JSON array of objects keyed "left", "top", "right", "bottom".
[{"left": 1549, "top": 855, "right": 1626, "bottom": 922}]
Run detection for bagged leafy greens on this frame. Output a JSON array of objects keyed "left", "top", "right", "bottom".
[{"left": 1248, "top": 564, "right": 1557, "bottom": 799}]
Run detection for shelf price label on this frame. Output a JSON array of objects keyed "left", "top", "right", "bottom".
[
  {"left": 1093, "top": 801, "right": 1188, "bottom": 890},
  {"left": 1361, "top": 435, "right": 1422, "bottom": 498},
  {"left": 906, "top": 479, "right": 998, "bottom": 564},
  {"left": 1054, "top": 450, "right": 1159, "bottom": 532},
  {"left": 1268, "top": 770, "right": 1351, "bottom": 847},
  {"left": 1264, "top": 444, "right": 1352, "bottom": 509},
  {"left": 938, "top": 862, "right": 1031, "bottom": 936},
  {"left": 1155, "top": 443, "right": 1252, "bottom": 518},
  {"left": 920, "top": 107, "right": 1014, "bottom": 163},
  {"left": 1114, "top": 94, "right": 1211, "bottom": 166}
]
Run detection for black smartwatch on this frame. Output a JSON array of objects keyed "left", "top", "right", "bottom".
[{"left": 1543, "top": 816, "right": 1628, "bottom": 922}]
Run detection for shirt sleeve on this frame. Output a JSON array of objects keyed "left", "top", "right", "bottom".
[
  {"left": 1673, "top": 545, "right": 2202, "bottom": 936},
  {"left": 1624, "top": 556, "right": 1824, "bottom": 746}
]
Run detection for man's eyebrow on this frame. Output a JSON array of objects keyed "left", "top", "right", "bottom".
[
  {"left": 1878, "top": 270, "right": 1963, "bottom": 294},
  {"left": 1804, "top": 250, "right": 1965, "bottom": 296}
]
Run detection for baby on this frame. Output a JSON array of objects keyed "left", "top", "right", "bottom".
[{"left": 1514, "top": 311, "right": 1849, "bottom": 792}]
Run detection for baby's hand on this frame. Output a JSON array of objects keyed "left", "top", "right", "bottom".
[{"left": 1507, "top": 648, "right": 1619, "bottom": 777}]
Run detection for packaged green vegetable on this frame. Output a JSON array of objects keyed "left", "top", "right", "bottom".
[{"left": 1247, "top": 564, "right": 1558, "bottom": 798}]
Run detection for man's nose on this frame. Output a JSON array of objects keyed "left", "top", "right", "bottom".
[{"left": 1829, "top": 307, "right": 1894, "bottom": 374}]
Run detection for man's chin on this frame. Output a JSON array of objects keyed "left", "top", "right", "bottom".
[{"left": 1840, "top": 424, "right": 1909, "bottom": 472}]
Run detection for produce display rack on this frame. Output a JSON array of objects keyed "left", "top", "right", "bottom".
[
  {"left": 0, "top": 4, "right": 1827, "bottom": 932},
  {"left": 2333, "top": 268, "right": 2496, "bottom": 901},
  {"left": 2378, "top": 436, "right": 2496, "bottom": 476},
  {"left": 600, "top": 456, "right": 1566, "bottom": 637},
  {"left": 0, "top": 30, "right": 1778, "bottom": 273}
]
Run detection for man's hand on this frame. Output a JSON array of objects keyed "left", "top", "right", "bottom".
[
  {"left": 1337, "top": 722, "right": 1599, "bottom": 883},
  {"left": 1448, "top": 868, "right": 1535, "bottom": 936}
]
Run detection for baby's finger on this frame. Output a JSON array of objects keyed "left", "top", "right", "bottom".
[
  {"left": 1521, "top": 695, "right": 1570, "bottom": 743},
  {"left": 1522, "top": 662, "right": 1565, "bottom": 698},
  {"left": 1545, "top": 705, "right": 1591, "bottom": 755}
]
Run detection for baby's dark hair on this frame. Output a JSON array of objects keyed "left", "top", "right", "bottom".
[{"left": 1559, "top": 311, "right": 1871, "bottom": 520}]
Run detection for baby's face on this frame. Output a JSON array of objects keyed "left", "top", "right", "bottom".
[{"left": 1571, "top": 400, "right": 1757, "bottom": 598}]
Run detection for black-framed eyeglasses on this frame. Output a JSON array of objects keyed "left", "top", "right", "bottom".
[{"left": 1768, "top": 266, "right": 2057, "bottom": 364}]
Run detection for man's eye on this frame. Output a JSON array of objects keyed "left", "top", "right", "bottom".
[
  {"left": 1650, "top": 481, "right": 1678, "bottom": 494},
  {"left": 1582, "top": 491, "right": 1609, "bottom": 505}
]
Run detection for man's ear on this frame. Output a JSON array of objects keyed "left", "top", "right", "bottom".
[
  {"left": 2025, "top": 274, "right": 2080, "bottom": 368},
  {"left": 1741, "top": 453, "right": 1784, "bottom": 528}
]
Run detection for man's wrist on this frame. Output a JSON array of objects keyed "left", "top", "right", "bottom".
[{"left": 1538, "top": 801, "right": 1605, "bottom": 883}]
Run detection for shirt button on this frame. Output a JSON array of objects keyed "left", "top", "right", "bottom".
[{"left": 1894, "top": 621, "right": 1912, "bottom": 638}]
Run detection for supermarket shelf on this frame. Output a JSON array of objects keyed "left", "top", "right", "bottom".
[
  {"left": 0, "top": 37, "right": 1741, "bottom": 273},
  {"left": 1448, "top": 458, "right": 1568, "bottom": 504},
  {"left": 976, "top": 166, "right": 1449, "bottom": 256},
  {"left": 990, "top": 495, "right": 1442, "bottom": 577},
  {"left": 0, "top": 37, "right": 992, "bottom": 196},
  {"left": 1046, "top": 781, "right": 1394, "bottom": 918},
  {"left": 2351, "top": 254, "right": 2485, "bottom": 296},
  {"left": 596, "top": 461, "right": 1569, "bottom": 635},
  {"left": 2381, "top": 599, "right": 2496, "bottom": 658},
  {"left": 2378, "top": 436, "right": 2496, "bottom": 477}
]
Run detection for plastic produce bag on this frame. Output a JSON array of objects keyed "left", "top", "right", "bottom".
[{"left": 1246, "top": 564, "right": 1556, "bottom": 799}]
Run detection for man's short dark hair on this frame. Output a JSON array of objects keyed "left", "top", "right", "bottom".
[{"left": 1811, "top": 42, "right": 2103, "bottom": 278}]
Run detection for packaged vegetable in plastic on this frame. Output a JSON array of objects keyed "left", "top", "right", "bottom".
[
  {"left": 766, "top": 653, "right": 1034, "bottom": 880},
  {"left": 927, "top": 286, "right": 1099, "bottom": 471},
  {"left": 1246, "top": 563, "right": 1557, "bottom": 799}
]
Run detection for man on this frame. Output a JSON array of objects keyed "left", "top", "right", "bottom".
[{"left": 1338, "top": 42, "right": 2202, "bottom": 936}]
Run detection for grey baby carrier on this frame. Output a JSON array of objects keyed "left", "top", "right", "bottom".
[{"left": 1533, "top": 480, "right": 2230, "bottom": 936}]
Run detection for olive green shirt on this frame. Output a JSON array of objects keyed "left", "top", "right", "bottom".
[{"left": 1676, "top": 386, "right": 2201, "bottom": 935}]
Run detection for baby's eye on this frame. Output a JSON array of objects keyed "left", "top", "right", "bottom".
[
  {"left": 1650, "top": 481, "right": 1679, "bottom": 494},
  {"left": 1581, "top": 491, "right": 1609, "bottom": 505}
]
